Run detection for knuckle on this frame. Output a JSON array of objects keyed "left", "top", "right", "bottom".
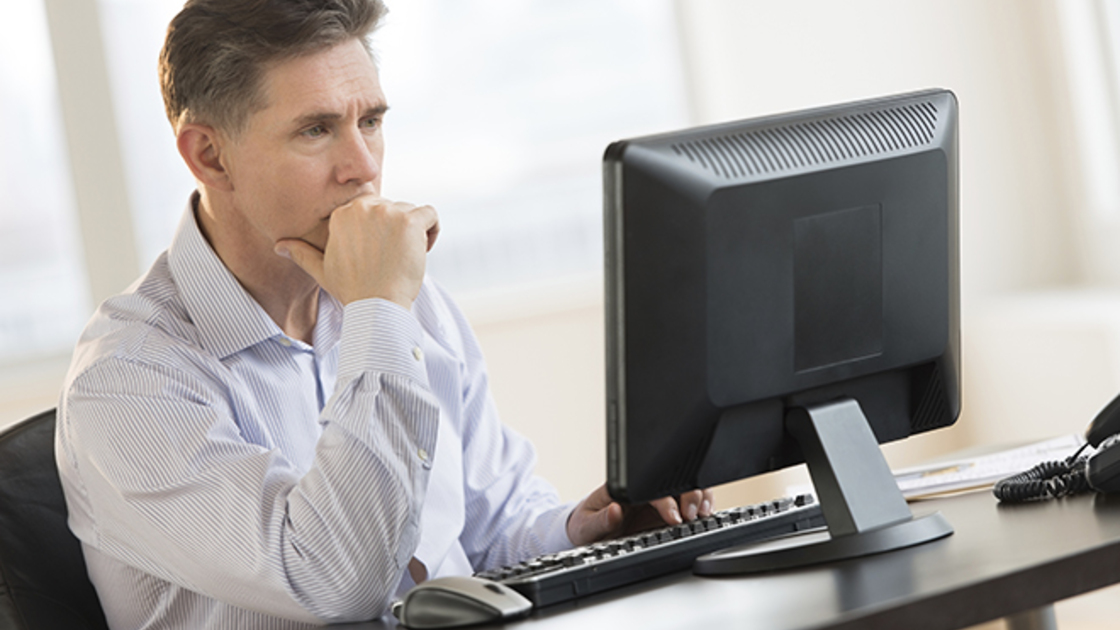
[
  {"left": 404, "top": 210, "right": 425, "bottom": 232},
  {"left": 367, "top": 201, "right": 388, "bottom": 219}
]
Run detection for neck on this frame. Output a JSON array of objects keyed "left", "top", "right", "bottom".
[{"left": 195, "top": 192, "right": 321, "bottom": 344}]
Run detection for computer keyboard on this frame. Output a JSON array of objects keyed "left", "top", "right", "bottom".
[{"left": 475, "top": 494, "right": 825, "bottom": 608}]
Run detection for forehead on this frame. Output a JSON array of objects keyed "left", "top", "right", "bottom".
[{"left": 256, "top": 38, "right": 384, "bottom": 122}]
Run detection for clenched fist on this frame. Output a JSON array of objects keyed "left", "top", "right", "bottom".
[{"left": 274, "top": 194, "right": 440, "bottom": 309}]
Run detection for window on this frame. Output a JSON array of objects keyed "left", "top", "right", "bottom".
[
  {"left": 0, "top": 1, "right": 88, "bottom": 365},
  {"left": 377, "top": 0, "right": 689, "bottom": 293},
  {"left": 2, "top": 0, "right": 688, "bottom": 374},
  {"left": 1056, "top": 0, "right": 1120, "bottom": 283},
  {"left": 98, "top": 0, "right": 195, "bottom": 269}
]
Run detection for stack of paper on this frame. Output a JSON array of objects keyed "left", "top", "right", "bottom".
[{"left": 893, "top": 434, "right": 1086, "bottom": 500}]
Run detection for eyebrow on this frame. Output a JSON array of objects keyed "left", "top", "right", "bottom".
[{"left": 293, "top": 104, "right": 390, "bottom": 128}]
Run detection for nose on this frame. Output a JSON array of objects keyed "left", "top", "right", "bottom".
[{"left": 334, "top": 128, "right": 381, "bottom": 187}]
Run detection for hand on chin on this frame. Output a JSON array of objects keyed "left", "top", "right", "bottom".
[{"left": 295, "top": 221, "right": 330, "bottom": 253}]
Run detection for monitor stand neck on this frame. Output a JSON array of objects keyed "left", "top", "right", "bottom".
[{"left": 694, "top": 397, "right": 953, "bottom": 575}]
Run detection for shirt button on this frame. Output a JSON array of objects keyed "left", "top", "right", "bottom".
[
  {"left": 418, "top": 448, "right": 429, "bottom": 461},
  {"left": 412, "top": 347, "right": 423, "bottom": 361},
  {"left": 278, "top": 337, "right": 292, "bottom": 347}
]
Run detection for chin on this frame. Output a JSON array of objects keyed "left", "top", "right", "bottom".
[{"left": 298, "top": 224, "right": 330, "bottom": 251}]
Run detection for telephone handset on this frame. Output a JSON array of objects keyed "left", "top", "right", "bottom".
[
  {"left": 1084, "top": 393, "right": 1120, "bottom": 493},
  {"left": 994, "top": 392, "right": 1120, "bottom": 502}
]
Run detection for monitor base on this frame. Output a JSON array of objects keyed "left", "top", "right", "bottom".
[
  {"left": 694, "top": 397, "right": 954, "bottom": 576},
  {"left": 693, "top": 511, "right": 952, "bottom": 575}
]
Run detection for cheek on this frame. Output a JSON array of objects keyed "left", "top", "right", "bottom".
[
  {"left": 230, "top": 163, "right": 321, "bottom": 236},
  {"left": 255, "top": 155, "right": 329, "bottom": 207},
  {"left": 368, "top": 134, "right": 385, "bottom": 172}
]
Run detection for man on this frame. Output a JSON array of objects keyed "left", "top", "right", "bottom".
[{"left": 56, "top": 0, "right": 712, "bottom": 627}]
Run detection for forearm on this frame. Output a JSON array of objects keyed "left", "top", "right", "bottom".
[{"left": 282, "top": 370, "right": 439, "bottom": 620}]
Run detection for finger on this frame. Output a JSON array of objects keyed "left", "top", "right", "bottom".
[
  {"left": 648, "top": 496, "right": 682, "bottom": 526},
  {"left": 426, "top": 222, "right": 440, "bottom": 252},
  {"left": 699, "top": 489, "right": 715, "bottom": 518},
  {"left": 567, "top": 485, "right": 612, "bottom": 545},
  {"left": 578, "top": 502, "right": 622, "bottom": 545},
  {"left": 568, "top": 499, "right": 622, "bottom": 546},
  {"left": 275, "top": 239, "right": 326, "bottom": 284},
  {"left": 595, "top": 502, "right": 624, "bottom": 539},
  {"left": 678, "top": 490, "right": 703, "bottom": 521},
  {"left": 582, "top": 483, "right": 614, "bottom": 512},
  {"left": 413, "top": 204, "right": 440, "bottom": 252}
]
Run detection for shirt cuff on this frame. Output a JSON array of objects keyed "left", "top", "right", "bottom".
[
  {"left": 337, "top": 298, "right": 429, "bottom": 387},
  {"left": 544, "top": 501, "right": 580, "bottom": 552}
]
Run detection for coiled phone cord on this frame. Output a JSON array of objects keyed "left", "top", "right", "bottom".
[{"left": 993, "top": 443, "right": 1092, "bottom": 503}]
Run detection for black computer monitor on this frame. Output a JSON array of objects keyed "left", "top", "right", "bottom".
[{"left": 603, "top": 89, "right": 960, "bottom": 573}]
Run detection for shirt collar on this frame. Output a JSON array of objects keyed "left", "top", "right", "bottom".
[{"left": 167, "top": 193, "right": 344, "bottom": 360}]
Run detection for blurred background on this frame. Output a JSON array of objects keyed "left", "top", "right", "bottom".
[{"left": 3, "top": 1, "right": 1120, "bottom": 627}]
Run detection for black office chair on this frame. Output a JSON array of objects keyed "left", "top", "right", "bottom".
[{"left": 0, "top": 409, "right": 108, "bottom": 630}]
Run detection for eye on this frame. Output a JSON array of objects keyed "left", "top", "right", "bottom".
[
  {"left": 360, "top": 115, "right": 382, "bottom": 131},
  {"left": 302, "top": 124, "right": 328, "bottom": 138}
]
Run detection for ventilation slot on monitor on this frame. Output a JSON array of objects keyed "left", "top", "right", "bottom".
[
  {"left": 671, "top": 101, "right": 939, "bottom": 179},
  {"left": 911, "top": 363, "right": 951, "bottom": 433}
]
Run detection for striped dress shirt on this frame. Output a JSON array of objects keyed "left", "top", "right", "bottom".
[{"left": 56, "top": 198, "right": 574, "bottom": 628}]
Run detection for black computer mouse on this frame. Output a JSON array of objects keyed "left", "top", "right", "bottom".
[{"left": 392, "top": 576, "right": 532, "bottom": 629}]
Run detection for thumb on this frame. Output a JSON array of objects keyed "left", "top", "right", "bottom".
[
  {"left": 571, "top": 501, "right": 623, "bottom": 546},
  {"left": 601, "top": 501, "right": 624, "bottom": 534},
  {"left": 275, "top": 239, "right": 326, "bottom": 285}
]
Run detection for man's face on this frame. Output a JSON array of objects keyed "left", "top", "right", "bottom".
[{"left": 220, "top": 38, "right": 386, "bottom": 252}]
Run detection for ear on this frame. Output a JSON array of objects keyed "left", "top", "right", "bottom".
[{"left": 177, "top": 123, "right": 234, "bottom": 192}]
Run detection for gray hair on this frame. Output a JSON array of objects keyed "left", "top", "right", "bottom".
[{"left": 159, "top": 0, "right": 387, "bottom": 135}]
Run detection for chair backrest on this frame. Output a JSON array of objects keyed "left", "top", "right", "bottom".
[{"left": 0, "top": 409, "right": 108, "bottom": 630}]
